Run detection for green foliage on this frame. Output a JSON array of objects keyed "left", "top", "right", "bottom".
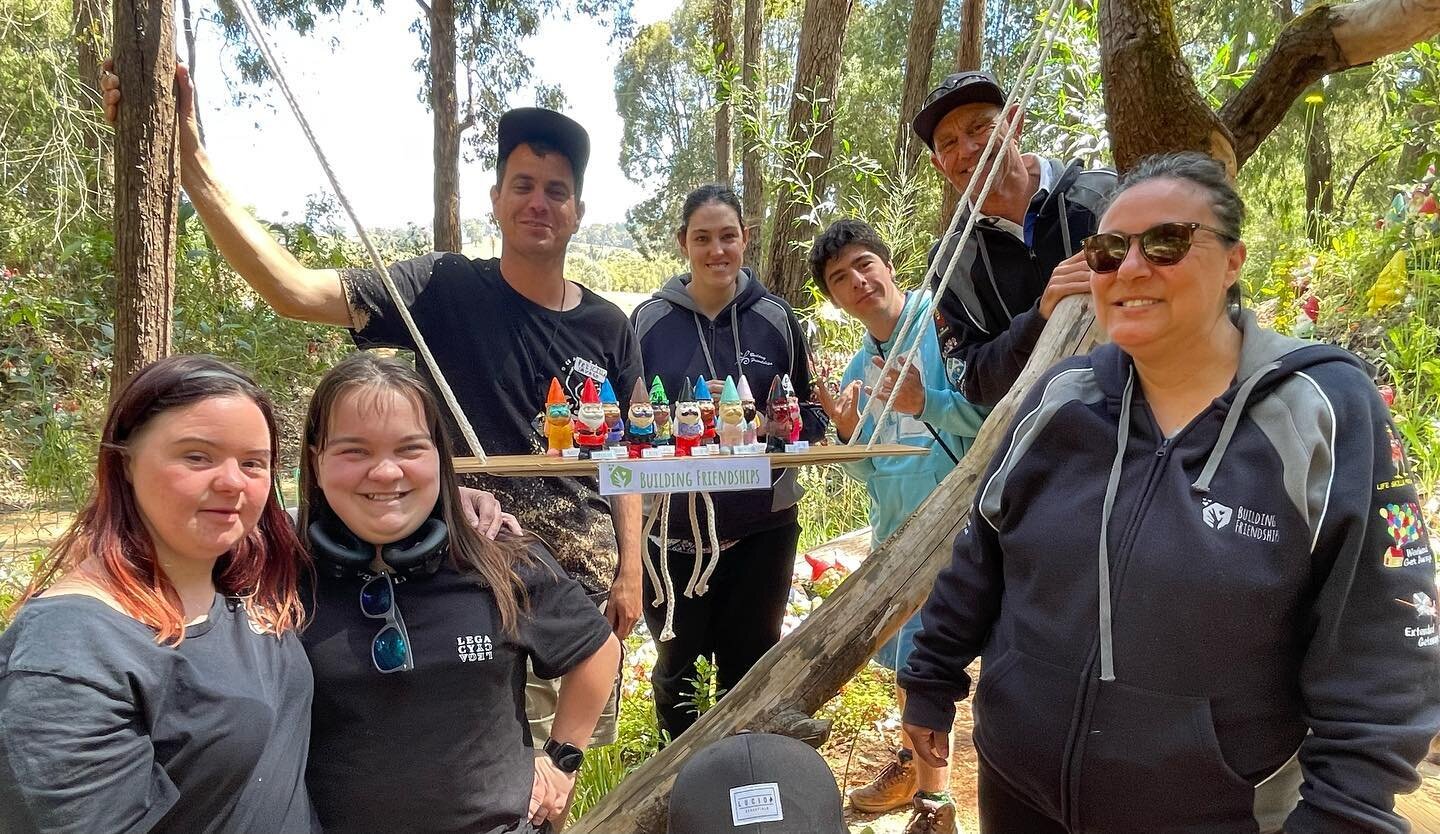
[
  {"left": 569, "top": 744, "right": 630, "bottom": 822},
  {"left": 678, "top": 653, "right": 724, "bottom": 719}
]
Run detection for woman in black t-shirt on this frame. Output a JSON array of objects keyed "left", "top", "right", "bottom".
[
  {"left": 0, "top": 355, "right": 317, "bottom": 834},
  {"left": 296, "top": 352, "right": 620, "bottom": 834}
]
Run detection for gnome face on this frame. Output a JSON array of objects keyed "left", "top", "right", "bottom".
[
  {"left": 675, "top": 402, "right": 703, "bottom": 436},
  {"left": 654, "top": 407, "right": 671, "bottom": 429},
  {"left": 546, "top": 401, "right": 572, "bottom": 427},
  {"left": 629, "top": 402, "right": 654, "bottom": 429},
  {"left": 698, "top": 400, "right": 716, "bottom": 423},
  {"left": 577, "top": 401, "right": 606, "bottom": 430},
  {"left": 719, "top": 401, "right": 745, "bottom": 426}
]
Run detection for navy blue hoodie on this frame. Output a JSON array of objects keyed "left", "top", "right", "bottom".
[
  {"left": 900, "top": 312, "right": 1440, "bottom": 833},
  {"left": 630, "top": 269, "right": 827, "bottom": 541}
]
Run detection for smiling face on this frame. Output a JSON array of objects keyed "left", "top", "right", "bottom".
[
  {"left": 577, "top": 401, "right": 606, "bottom": 430},
  {"left": 823, "top": 243, "right": 902, "bottom": 324},
  {"left": 125, "top": 395, "right": 273, "bottom": 571},
  {"left": 679, "top": 201, "right": 748, "bottom": 296},
  {"left": 929, "top": 102, "right": 1023, "bottom": 198},
  {"left": 491, "top": 144, "right": 584, "bottom": 259},
  {"left": 313, "top": 386, "right": 440, "bottom": 546},
  {"left": 1091, "top": 178, "right": 1246, "bottom": 360}
]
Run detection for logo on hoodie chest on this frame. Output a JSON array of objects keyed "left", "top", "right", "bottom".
[
  {"left": 737, "top": 350, "right": 772, "bottom": 368},
  {"left": 1200, "top": 497, "right": 1279, "bottom": 543}
]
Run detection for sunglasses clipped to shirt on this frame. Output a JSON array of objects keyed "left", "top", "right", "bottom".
[
  {"left": 361, "top": 572, "right": 414, "bottom": 673},
  {"left": 1082, "top": 222, "right": 1238, "bottom": 273}
]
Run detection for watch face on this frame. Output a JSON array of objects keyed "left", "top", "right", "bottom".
[{"left": 559, "top": 750, "right": 584, "bottom": 773}]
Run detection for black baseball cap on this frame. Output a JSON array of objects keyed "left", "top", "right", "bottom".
[
  {"left": 667, "top": 733, "right": 845, "bottom": 834},
  {"left": 496, "top": 107, "right": 590, "bottom": 194},
  {"left": 912, "top": 70, "right": 1007, "bottom": 151}
]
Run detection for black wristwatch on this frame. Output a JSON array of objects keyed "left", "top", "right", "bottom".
[{"left": 543, "top": 738, "right": 585, "bottom": 773}]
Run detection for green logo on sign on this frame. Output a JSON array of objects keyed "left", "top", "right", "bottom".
[{"left": 610, "top": 466, "right": 633, "bottom": 488}]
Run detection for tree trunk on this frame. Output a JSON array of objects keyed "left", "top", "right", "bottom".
[
  {"left": 938, "top": 0, "right": 984, "bottom": 235},
  {"left": 894, "top": 0, "right": 944, "bottom": 175},
  {"left": 1304, "top": 104, "right": 1335, "bottom": 240},
  {"left": 1100, "top": 0, "right": 1236, "bottom": 173},
  {"left": 431, "top": 0, "right": 462, "bottom": 253},
  {"left": 110, "top": 0, "right": 178, "bottom": 394},
  {"left": 741, "top": 0, "right": 765, "bottom": 268},
  {"left": 569, "top": 296, "right": 1100, "bottom": 834},
  {"left": 74, "top": 0, "right": 108, "bottom": 210},
  {"left": 714, "top": 0, "right": 735, "bottom": 183},
  {"left": 762, "top": 0, "right": 854, "bottom": 307}
]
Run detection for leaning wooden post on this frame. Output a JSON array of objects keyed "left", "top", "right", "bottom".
[
  {"left": 110, "top": 0, "right": 178, "bottom": 395},
  {"left": 572, "top": 296, "right": 1100, "bottom": 833}
]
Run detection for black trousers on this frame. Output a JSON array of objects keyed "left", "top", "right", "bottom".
[
  {"left": 978, "top": 752, "right": 1069, "bottom": 834},
  {"left": 642, "top": 520, "right": 801, "bottom": 740}
]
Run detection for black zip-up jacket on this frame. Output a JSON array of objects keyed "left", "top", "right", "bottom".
[
  {"left": 900, "top": 312, "right": 1440, "bottom": 833},
  {"left": 630, "top": 269, "right": 827, "bottom": 541},
  {"left": 929, "top": 157, "right": 1114, "bottom": 407}
]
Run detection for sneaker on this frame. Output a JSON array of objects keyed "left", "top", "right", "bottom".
[
  {"left": 848, "top": 748, "right": 917, "bottom": 813},
  {"left": 905, "top": 794, "right": 960, "bottom": 834}
]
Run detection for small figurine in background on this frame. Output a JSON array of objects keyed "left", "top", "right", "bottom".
[
  {"left": 600, "top": 378, "right": 624, "bottom": 445},
  {"left": 695, "top": 375, "right": 718, "bottom": 445},
  {"left": 765, "top": 375, "right": 794, "bottom": 452},
  {"left": 717, "top": 376, "right": 746, "bottom": 451},
  {"left": 543, "top": 377, "right": 573, "bottom": 455},
  {"left": 673, "top": 378, "right": 704, "bottom": 456},
  {"left": 573, "top": 378, "right": 608, "bottom": 458},
  {"left": 626, "top": 377, "right": 656, "bottom": 458},
  {"left": 737, "top": 375, "right": 760, "bottom": 446},
  {"left": 782, "top": 373, "right": 803, "bottom": 444},
  {"left": 650, "top": 376, "right": 673, "bottom": 445}
]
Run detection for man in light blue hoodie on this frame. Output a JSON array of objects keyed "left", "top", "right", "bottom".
[{"left": 810, "top": 219, "right": 986, "bottom": 834}]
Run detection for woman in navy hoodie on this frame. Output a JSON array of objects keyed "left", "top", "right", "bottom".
[
  {"left": 630, "top": 185, "right": 827, "bottom": 739},
  {"left": 899, "top": 153, "right": 1440, "bottom": 833}
]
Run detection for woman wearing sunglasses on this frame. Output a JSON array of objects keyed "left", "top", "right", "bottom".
[
  {"left": 296, "top": 352, "right": 619, "bottom": 834},
  {"left": 0, "top": 356, "right": 317, "bottom": 833},
  {"left": 899, "top": 152, "right": 1439, "bottom": 833}
]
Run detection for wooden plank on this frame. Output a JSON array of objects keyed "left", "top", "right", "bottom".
[
  {"left": 1398, "top": 788, "right": 1440, "bottom": 833},
  {"left": 452, "top": 443, "right": 927, "bottom": 477}
]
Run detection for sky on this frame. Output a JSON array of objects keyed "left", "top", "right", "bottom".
[{"left": 186, "top": 0, "right": 678, "bottom": 230}]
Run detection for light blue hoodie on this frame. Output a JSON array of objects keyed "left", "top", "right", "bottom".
[{"left": 839, "top": 291, "right": 987, "bottom": 549}]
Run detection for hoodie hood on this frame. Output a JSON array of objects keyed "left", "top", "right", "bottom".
[{"left": 653, "top": 267, "right": 768, "bottom": 317}]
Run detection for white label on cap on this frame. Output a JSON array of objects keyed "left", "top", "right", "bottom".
[{"left": 730, "top": 782, "right": 783, "bottom": 826}]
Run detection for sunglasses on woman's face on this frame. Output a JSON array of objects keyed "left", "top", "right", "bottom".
[
  {"left": 1082, "top": 222, "right": 1237, "bottom": 273},
  {"left": 361, "top": 572, "right": 413, "bottom": 673}
]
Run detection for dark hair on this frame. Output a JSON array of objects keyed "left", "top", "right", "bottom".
[
  {"left": 298, "top": 353, "right": 533, "bottom": 634},
  {"left": 496, "top": 138, "right": 582, "bottom": 198},
  {"left": 678, "top": 184, "right": 744, "bottom": 239},
  {"left": 1107, "top": 152, "right": 1246, "bottom": 308},
  {"left": 807, "top": 218, "right": 893, "bottom": 299},
  {"left": 20, "top": 355, "right": 309, "bottom": 644}
]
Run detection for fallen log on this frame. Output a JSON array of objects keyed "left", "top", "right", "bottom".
[{"left": 570, "top": 296, "right": 1099, "bottom": 833}]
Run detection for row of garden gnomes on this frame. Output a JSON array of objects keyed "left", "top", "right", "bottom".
[{"left": 541, "top": 373, "right": 802, "bottom": 458}]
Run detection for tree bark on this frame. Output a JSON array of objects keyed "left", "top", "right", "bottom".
[
  {"left": 431, "top": 0, "right": 462, "bottom": 253},
  {"left": 74, "top": 0, "right": 108, "bottom": 210},
  {"left": 714, "top": 0, "right": 735, "bottom": 183},
  {"left": 894, "top": 0, "right": 944, "bottom": 175},
  {"left": 741, "top": 0, "right": 765, "bottom": 268},
  {"left": 568, "top": 296, "right": 1100, "bottom": 834},
  {"left": 1100, "top": 0, "right": 1236, "bottom": 174},
  {"left": 762, "top": 0, "right": 854, "bottom": 307},
  {"left": 938, "top": 0, "right": 984, "bottom": 235},
  {"left": 110, "top": 0, "right": 178, "bottom": 394},
  {"left": 1218, "top": 0, "right": 1440, "bottom": 167}
]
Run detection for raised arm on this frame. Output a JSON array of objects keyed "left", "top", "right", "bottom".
[{"left": 100, "top": 61, "right": 351, "bottom": 327}]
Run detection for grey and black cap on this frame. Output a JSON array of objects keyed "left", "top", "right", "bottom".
[
  {"left": 912, "top": 70, "right": 1007, "bottom": 151},
  {"left": 667, "top": 732, "right": 845, "bottom": 834},
  {"left": 497, "top": 107, "right": 590, "bottom": 193}
]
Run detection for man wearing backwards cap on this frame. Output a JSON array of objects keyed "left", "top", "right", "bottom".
[
  {"left": 100, "top": 66, "right": 643, "bottom": 803},
  {"left": 913, "top": 70, "right": 1115, "bottom": 407}
]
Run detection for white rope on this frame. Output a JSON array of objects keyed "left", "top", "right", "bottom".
[
  {"left": 640, "top": 496, "right": 665, "bottom": 599},
  {"left": 683, "top": 492, "right": 704, "bottom": 597},
  {"left": 228, "top": 0, "right": 486, "bottom": 461},
  {"left": 656, "top": 497, "right": 676, "bottom": 641},
  {"left": 850, "top": 0, "right": 1073, "bottom": 448},
  {"left": 694, "top": 491, "right": 721, "bottom": 595}
]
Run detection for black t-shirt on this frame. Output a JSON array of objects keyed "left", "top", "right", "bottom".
[
  {"left": 0, "top": 594, "right": 318, "bottom": 834},
  {"left": 342, "top": 255, "right": 644, "bottom": 594},
  {"left": 302, "top": 544, "right": 612, "bottom": 834}
]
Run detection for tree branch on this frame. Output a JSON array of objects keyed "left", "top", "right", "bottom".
[
  {"left": 1219, "top": 0, "right": 1440, "bottom": 165},
  {"left": 415, "top": 0, "right": 431, "bottom": 17}
]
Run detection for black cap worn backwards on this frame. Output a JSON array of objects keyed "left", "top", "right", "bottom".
[
  {"left": 911, "top": 70, "right": 1007, "bottom": 151},
  {"left": 667, "top": 733, "right": 846, "bottom": 834},
  {"left": 496, "top": 107, "right": 590, "bottom": 194}
]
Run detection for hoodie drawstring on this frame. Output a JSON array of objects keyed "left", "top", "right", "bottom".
[
  {"left": 1096, "top": 368, "right": 1134, "bottom": 682},
  {"left": 1191, "top": 361, "right": 1279, "bottom": 495}
]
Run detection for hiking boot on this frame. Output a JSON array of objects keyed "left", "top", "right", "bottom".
[
  {"left": 905, "top": 794, "right": 960, "bottom": 834},
  {"left": 848, "top": 748, "right": 917, "bottom": 813}
]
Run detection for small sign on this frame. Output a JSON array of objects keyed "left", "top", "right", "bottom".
[{"left": 599, "top": 456, "right": 772, "bottom": 495}]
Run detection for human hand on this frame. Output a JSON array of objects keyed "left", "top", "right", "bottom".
[
  {"left": 458, "top": 486, "right": 522, "bottom": 540},
  {"left": 606, "top": 571, "right": 642, "bottom": 637},
  {"left": 1039, "top": 251, "right": 1093, "bottom": 319},
  {"left": 868, "top": 355, "right": 925, "bottom": 418},
  {"left": 816, "top": 377, "right": 863, "bottom": 442},
  {"left": 101, "top": 59, "right": 202, "bottom": 157},
  {"left": 706, "top": 379, "right": 725, "bottom": 401},
  {"left": 902, "top": 723, "right": 951, "bottom": 769},
  {"left": 530, "top": 753, "right": 578, "bottom": 826}
]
